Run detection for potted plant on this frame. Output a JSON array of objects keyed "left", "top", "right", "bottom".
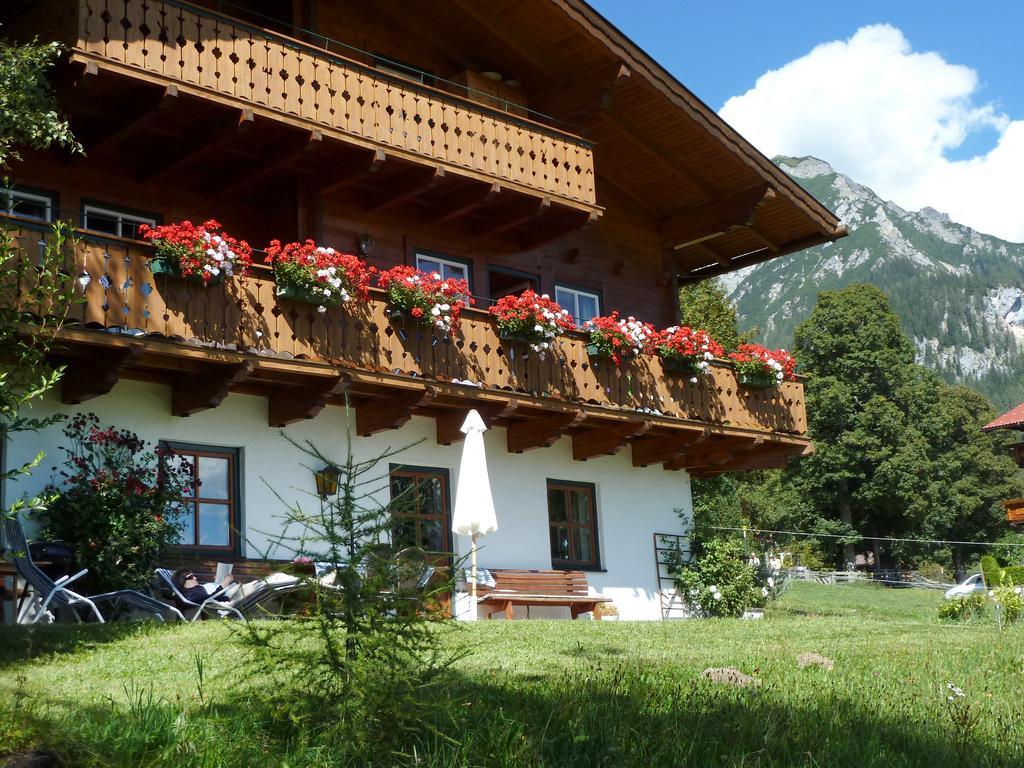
[
  {"left": 138, "top": 219, "right": 252, "bottom": 285},
  {"left": 583, "top": 312, "right": 656, "bottom": 366},
  {"left": 377, "top": 265, "right": 472, "bottom": 334},
  {"left": 488, "top": 289, "right": 575, "bottom": 354},
  {"left": 728, "top": 343, "right": 797, "bottom": 387},
  {"left": 264, "top": 239, "right": 374, "bottom": 314},
  {"left": 655, "top": 326, "right": 724, "bottom": 382}
]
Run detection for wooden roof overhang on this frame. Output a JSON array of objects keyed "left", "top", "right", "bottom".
[
  {"left": 418, "top": 0, "right": 847, "bottom": 277},
  {"left": 42, "top": 326, "right": 811, "bottom": 474}
]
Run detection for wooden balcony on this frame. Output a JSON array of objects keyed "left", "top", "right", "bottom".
[
  {"left": 25, "top": 0, "right": 597, "bottom": 216},
  {"left": 11, "top": 225, "right": 810, "bottom": 472},
  {"left": 1003, "top": 499, "right": 1024, "bottom": 525}
]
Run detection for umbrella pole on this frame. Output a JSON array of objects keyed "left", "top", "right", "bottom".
[{"left": 471, "top": 532, "right": 478, "bottom": 600}]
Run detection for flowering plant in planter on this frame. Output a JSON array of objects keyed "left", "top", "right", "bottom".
[
  {"left": 488, "top": 290, "right": 575, "bottom": 354},
  {"left": 583, "top": 312, "right": 656, "bottom": 366},
  {"left": 138, "top": 219, "right": 252, "bottom": 285},
  {"left": 377, "top": 265, "right": 472, "bottom": 334},
  {"left": 728, "top": 343, "right": 797, "bottom": 387},
  {"left": 655, "top": 326, "right": 725, "bottom": 382},
  {"left": 265, "top": 239, "right": 374, "bottom": 313}
]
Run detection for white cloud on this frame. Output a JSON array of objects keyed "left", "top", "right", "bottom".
[{"left": 720, "top": 24, "right": 1024, "bottom": 243}]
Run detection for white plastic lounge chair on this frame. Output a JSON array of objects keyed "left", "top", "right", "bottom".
[
  {"left": 155, "top": 567, "right": 301, "bottom": 621},
  {"left": 2, "top": 517, "right": 184, "bottom": 623}
]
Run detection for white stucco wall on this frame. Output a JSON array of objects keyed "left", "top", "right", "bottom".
[{"left": 4, "top": 380, "right": 693, "bottom": 620}]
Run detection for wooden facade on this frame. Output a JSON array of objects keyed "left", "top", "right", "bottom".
[{"left": 4, "top": 0, "right": 845, "bottom": 474}]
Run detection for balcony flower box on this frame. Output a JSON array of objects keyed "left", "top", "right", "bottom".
[
  {"left": 655, "top": 326, "right": 724, "bottom": 383},
  {"left": 729, "top": 344, "right": 797, "bottom": 388},
  {"left": 139, "top": 219, "right": 251, "bottom": 285},
  {"left": 265, "top": 239, "right": 373, "bottom": 314},
  {"left": 583, "top": 312, "right": 656, "bottom": 367},
  {"left": 377, "top": 266, "right": 471, "bottom": 334},
  {"left": 489, "top": 290, "right": 575, "bottom": 355}
]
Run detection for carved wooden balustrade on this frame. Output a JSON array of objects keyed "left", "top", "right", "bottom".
[
  {"left": 16, "top": 228, "right": 807, "bottom": 438},
  {"left": 34, "top": 0, "right": 596, "bottom": 209}
]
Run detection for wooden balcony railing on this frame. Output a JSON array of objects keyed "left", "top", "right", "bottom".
[
  {"left": 13, "top": 227, "right": 807, "bottom": 438},
  {"left": 38, "top": 0, "right": 596, "bottom": 208}
]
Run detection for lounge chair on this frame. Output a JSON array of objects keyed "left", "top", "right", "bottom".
[
  {"left": 2, "top": 516, "right": 184, "bottom": 623},
  {"left": 155, "top": 567, "right": 301, "bottom": 621}
]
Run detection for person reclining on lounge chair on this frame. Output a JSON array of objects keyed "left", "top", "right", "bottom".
[{"left": 170, "top": 567, "right": 298, "bottom": 605}]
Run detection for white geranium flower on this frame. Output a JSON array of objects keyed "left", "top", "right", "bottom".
[
  {"left": 317, "top": 305, "right": 327, "bottom": 314},
  {"left": 431, "top": 306, "right": 441, "bottom": 317}
]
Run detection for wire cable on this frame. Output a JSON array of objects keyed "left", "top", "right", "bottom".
[{"left": 706, "top": 525, "right": 1024, "bottom": 548}]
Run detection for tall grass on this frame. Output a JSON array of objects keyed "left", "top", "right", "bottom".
[{"left": 2, "top": 582, "right": 1022, "bottom": 767}]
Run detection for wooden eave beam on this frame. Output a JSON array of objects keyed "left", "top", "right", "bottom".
[
  {"left": 518, "top": 208, "right": 598, "bottom": 251},
  {"left": 171, "top": 360, "right": 254, "bottom": 417},
  {"left": 435, "top": 400, "right": 518, "bottom": 445},
  {"left": 314, "top": 147, "right": 386, "bottom": 196},
  {"left": 355, "top": 388, "right": 435, "bottom": 436},
  {"left": 677, "top": 229, "right": 842, "bottom": 285},
  {"left": 572, "top": 419, "right": 650, "bottom": 461},
  {"left": 60, "top": 342, "right": 144, "bottom": 404},
  {"left": 422, "top": 182, "right": 500, "bottom": 225},
  {"left": 661, "top": 185, "right": 775, "bottom": 251},
  {"left": 535, "top": 62, "right": 631, "bottom": 122},
  {"left": 137, "top": 108, "right": 253, "bottom": 183},
  {"left": 267, "top": 374, "right": 348, "bottom": 427},
  {"left": 631, "top": 430, "right": 707, "bottom": 467},
  {"left": 664, "top": 436, "right": 763, "bottom": 472},
  {"left": 506, "top": 409, "right": 584, "bottom": 453},
  {"left": 213, "top": 130, "right": 322, "bottom": 198},
  {"left": 475, "top": 196, "right": 550, "bottom": 238},
  {"left": 75, "top": 84, "right": 178, "bottom": 159},
  {"left": 447, "top": 0, "right": 563, "bottom": 80},
  {"left": 365, "top": 166, "right": 446, "bottom": 213}
]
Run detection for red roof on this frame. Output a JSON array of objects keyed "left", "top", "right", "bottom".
[{"left": 983, "top": 402, "right": 1024, "bottom": 431}]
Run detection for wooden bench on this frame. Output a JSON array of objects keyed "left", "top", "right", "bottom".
[{"left": 476, "top": 569, "right": 610, "bottom": 620}]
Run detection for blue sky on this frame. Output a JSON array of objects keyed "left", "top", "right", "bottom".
[{"left": 589, "top": 1, "right": 1024, "bottom": 240}]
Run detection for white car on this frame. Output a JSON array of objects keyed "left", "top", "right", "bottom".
[{"left": 944, "top": 573, "right": 986, "bottom": 600}]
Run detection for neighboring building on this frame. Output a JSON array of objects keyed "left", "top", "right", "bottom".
[
  {"left": 983, "top": 404, "right": 1024, "bottom": 526},
  {"left": 2, "top": 0, "right": 843, "bottom": 619}
]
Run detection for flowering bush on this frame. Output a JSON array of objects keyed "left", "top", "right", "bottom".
[
  {"left": 39, "top": 414, "right": 193, "bottom": 593},
  {"left": 671, "top": 539, "right": 769, "bottom": 618},
  {"left": 265, "top": 239, "right": 374, "bottom": 313},
  {"left": 728, "top": 343, "right": 797, "bottom": 386},
  {"left": 655, "top": 326, "right": 725, "bottom": 381},
  {"left": 139, "top": 219, "right": 252, "bottom": 284},
  {"left": 377, "top": 265, "right": 471, "bottom": 334},
  {"left": 584, "top": 312, "right": 656, "bottom": 366},
  {"left": 488, "top": 290, "right": 575, "bottom": 354}
]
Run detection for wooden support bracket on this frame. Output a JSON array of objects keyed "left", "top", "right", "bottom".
[
  {"left": 630, "top": 430, "right": 707, "bottom": 467},
  {"left": 422, "top": 182, "right": 500, "bottom": 225},
  {"left": 171, "top": 361, "right": 254, "bottom": 417},
  {"left": 60, "top": 343, "right": 144, "bottom": 404},
  {"left": 268, "top": 374, "right": 348, "bottom": 427},
  {"left": 572, "top": 420, "right": 651, "bottom": 461},
  {"left": 355, "top": 388, "right": 435, "bottom": 436},
  {"left": 435, "top": 400, "right": 518, "bottom": 445},
  {"left": 506, "top": 410, "right": 584, "bottom": 453},
  {"left": 366, "top": 166, "right": 445, "bottom": 213}
]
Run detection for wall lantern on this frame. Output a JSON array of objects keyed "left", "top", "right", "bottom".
[
  {"left": 357, "top": 233, "right": 375, "bottom": 257},
  {"left": 314, "top": 465, "right": 340, "bottom": 498}
]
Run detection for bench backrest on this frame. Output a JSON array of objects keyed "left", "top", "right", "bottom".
[{"left": 479, "top": 569, "right": 591, "bottom": 597}]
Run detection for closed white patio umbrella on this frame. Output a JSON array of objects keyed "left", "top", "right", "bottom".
[{"left": 450, "top": 410, "right": 498, "bottom": 615}]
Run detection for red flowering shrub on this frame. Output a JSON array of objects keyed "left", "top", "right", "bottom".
[
  {"left": 377, "top": 265, "right": 472, "bottom": 333},
  {"left": 728, "top": 343, "right": 797, "bottom": 385},
  {"left": 489, "top": 290, "right": 575, "bottom": 354},
  {"left": 265, "top": 239, "right": 374, "bottom": 313},
  {"left": 584, "top": 312, "right": 656, "bottom": 366},
  {"left": 655, "top": 326, "right": 725, "bottom": 380},
  {"left": 40, "top": 413, "right": 193, "bottom": 592},
  {"left": 139, "top": 219, "right": 252, "bottom": 284}
]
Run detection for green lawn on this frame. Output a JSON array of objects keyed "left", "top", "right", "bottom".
[{"left": 2, "top": 582, "right": 1022, "bottom": 767}]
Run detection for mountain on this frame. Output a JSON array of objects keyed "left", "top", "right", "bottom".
[{"left": 723, "top": 156, "right": 1024, "bottom": 411}]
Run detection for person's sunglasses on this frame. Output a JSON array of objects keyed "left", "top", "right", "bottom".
[{"left": 184, "top": 573, "right": 196, "bottom": 581}]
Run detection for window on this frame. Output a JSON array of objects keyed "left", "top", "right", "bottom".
[
  {"left": 2, "top": 186, "right": 55, "bottom": 222},
  {"left": 415, "top": 251, "right": 472, "bottom": 287},
  {"left": 547, "top": 481, "right": 600, "bottom": 569},
  {"left": 82, "top": 203, "right": 157, "bottom": 240},
  {"left": 164, "top": 444, "right": 241, "bottom": 553},
  {"left": 488, "top": 266, "right": 538, "bottom": 305},
  {"left": 555, "top": 285, "right": 601, "bottom": 326},
  {"left": 389, "top": 466, "right": 451, "bottom": 554}
]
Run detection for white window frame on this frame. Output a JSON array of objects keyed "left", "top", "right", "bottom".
[
  {"left": 82, "top": 204, "right": 156, "bottom": 239},
  {"left": 2, "top": 187, "right": 54, "bottom": 222},
  {"left": 555, "top": 285, "right": 601, "bottom": 326},
  {"left": 415, "top": 252, "right": 471, "bottom": 284}
]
